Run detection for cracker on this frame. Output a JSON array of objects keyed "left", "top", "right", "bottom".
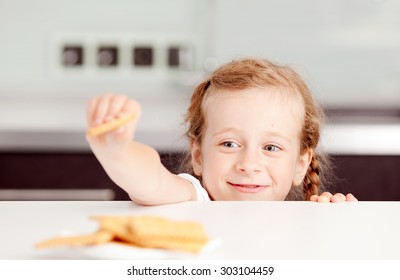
[
  {"left": 87, "top": 114, "right": 135, "bottom": 137},
  {"left": 35, "top": 230, "right": 113, "bottom": 249},
  {"left": 91, "top": 216, "right": 133, "bottom": 242},
  {"left": 127, "top": 216, "right": 208, "bottom": 241},
  {"left": 36, "top": 216, "right": 210, "bottom": 254},
  {"left": 128, "top": 235, "right": 208, "bottom": 253},
  {"left": 92, "top": 216, "right": 209, "bottom": 253}
]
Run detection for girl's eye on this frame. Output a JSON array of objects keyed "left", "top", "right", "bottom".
[
  {"left": 263, "top": 145, "right": 281, "bottom": 152},
  {"left": 222, "top": 141, "right": 239, "bottom": 148}
]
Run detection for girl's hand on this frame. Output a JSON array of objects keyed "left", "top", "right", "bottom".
[
  {"left": 86, "top": 93, "right": 141, "bottom": 151},
  {"left": 310, "top": 192, "right": 358, "bottom": 203}
]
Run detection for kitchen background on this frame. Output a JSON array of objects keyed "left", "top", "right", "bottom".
[{"left": 0, "top": 0, "right": 399, "bottom": 200}]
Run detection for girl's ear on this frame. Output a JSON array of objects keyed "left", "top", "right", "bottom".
[
  {"left": 190, "top": 140, "right": 203, "bottom": 176},
  {"left": 293, "top": 148, "right": 313, "bottom": 186}
]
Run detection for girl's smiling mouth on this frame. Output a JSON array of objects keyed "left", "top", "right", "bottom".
[{"left": 228, "top": 182, "right": 270, "bottom": 193}]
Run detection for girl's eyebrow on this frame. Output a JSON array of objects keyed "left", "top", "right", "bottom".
[
  {"left": 265, "top": 131, "right": 292, "bottom": 144},
  {"left": 212, "top": 127, "right": 292, "bottom": 143},
  {"left": 212, "top": 127, "right": 240, "bottom": 137}
]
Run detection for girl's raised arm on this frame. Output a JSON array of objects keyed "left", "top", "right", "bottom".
[{"left": 86, "top": 93, "right": 196, "bottom": 205}]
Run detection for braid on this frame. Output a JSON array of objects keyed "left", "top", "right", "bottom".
[
  {"left": 179, "top": 58, "right": 330, "bottom": 201},
  {"left": 303, "top": 155, "right": 321, "bottom": 200}
]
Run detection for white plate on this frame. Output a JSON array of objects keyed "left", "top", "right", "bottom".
[
  {"left": 75, "top": 239, "right": 222, "bottom": 260},
  {"left": 37, "top": 239, "right": 222, "bottom": 260},
  {"left": 76, "top": 242, "right": 192, "bottom": 259}
]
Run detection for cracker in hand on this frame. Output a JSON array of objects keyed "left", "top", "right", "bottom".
[{"left": 87, "top": 114, "right": 135, "bottom": 137}]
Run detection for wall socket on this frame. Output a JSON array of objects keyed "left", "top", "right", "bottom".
[{"left": 50, "top": 33, "right": 202, "bottom": 81}]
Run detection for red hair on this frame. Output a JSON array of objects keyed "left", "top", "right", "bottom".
[{"left": 181, "top": 58, "right": 328, "bottom": 200}]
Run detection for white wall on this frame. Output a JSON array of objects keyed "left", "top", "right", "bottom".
[
  {"left": 1, "top": 0, "right": 400, "bottom": 106},
  {"left": 210, "top": 0, "right": 400, "bottom": 107},
  {"left": 0, "top": 0, "right": 208, "bottom": 99}
]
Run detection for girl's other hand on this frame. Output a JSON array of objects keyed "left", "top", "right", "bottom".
[
  {"left": 86, "top": 93, "right": 141, "bottom": 149},
  {"left": 310, "top": 192, "right": 358, "bottom": 203}
]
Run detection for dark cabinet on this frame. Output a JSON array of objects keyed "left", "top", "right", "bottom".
[
  {"left": 329, "top": 155, "right": 400, "bottom": 201},
  {"left": 0, "top": 151, "right": 183, "bottom": 200},
  {"left": 1, "top": 152, "right": 399, "bottom": 201}
]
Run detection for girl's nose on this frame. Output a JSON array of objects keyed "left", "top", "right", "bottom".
[{"left": 235, "top": 151, "right": 263, "bottom": 174}]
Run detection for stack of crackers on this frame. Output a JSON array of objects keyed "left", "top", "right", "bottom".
[{"left": 35, "top": 216, "right": 210, "bottom": 254}]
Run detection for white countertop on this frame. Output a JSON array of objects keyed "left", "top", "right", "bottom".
[
  {"left": 1, "top": 201, "right": 400, "bottom": 260},
  {"left": 0, "top": 97, "right": 400, "bottom": 154}
]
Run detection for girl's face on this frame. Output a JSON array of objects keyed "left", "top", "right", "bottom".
[{"left": 190, "top": 87, "right": 312, "bottom": 201}]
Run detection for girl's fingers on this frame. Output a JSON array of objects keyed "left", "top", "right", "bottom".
[
  {"left": 320, "top": 192, "right": 333, "bottom": 198},
  {"left": 92, "top": 93, "right": 113, "bottom": 125},
  {"left": 113, "top": 99, "right": 141, "bottom": 135},
  {"left": 331, "top": 193, "right": 346, "bottom": 203},
  {"left": 120, "top": 98, "right": 141, "bottom": 118},
  {"left": 317, "top": 195, "right": 330, "bottom": 203},
  {"left": 346, "top": 193, "right": 358, "bottom": 202},
  {"left": 311, "top": 192, "right": 358, "bottom": 203},
  {"left": 86, "top": 93, "right": 141, "bottom": 141},
  {"left": 310, "top": 192, "right": 332, "bottom": 203},
  {"left": 87, "top": 93, "right": 136, "bottom": 126},
  {"left": 86, "top": 96, "right": 100, "bottom": 126},
  {"left": 106, "top": 95, "right": 129, "bottom": 118}
]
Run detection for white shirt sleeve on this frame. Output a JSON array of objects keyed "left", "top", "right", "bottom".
[{"left": 178, "top": 173, "right": 211, "bottom": 201}]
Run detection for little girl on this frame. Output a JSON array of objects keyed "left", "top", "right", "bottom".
[{"left": 86, "top": 58, "right": 357, "bottom": 204}]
